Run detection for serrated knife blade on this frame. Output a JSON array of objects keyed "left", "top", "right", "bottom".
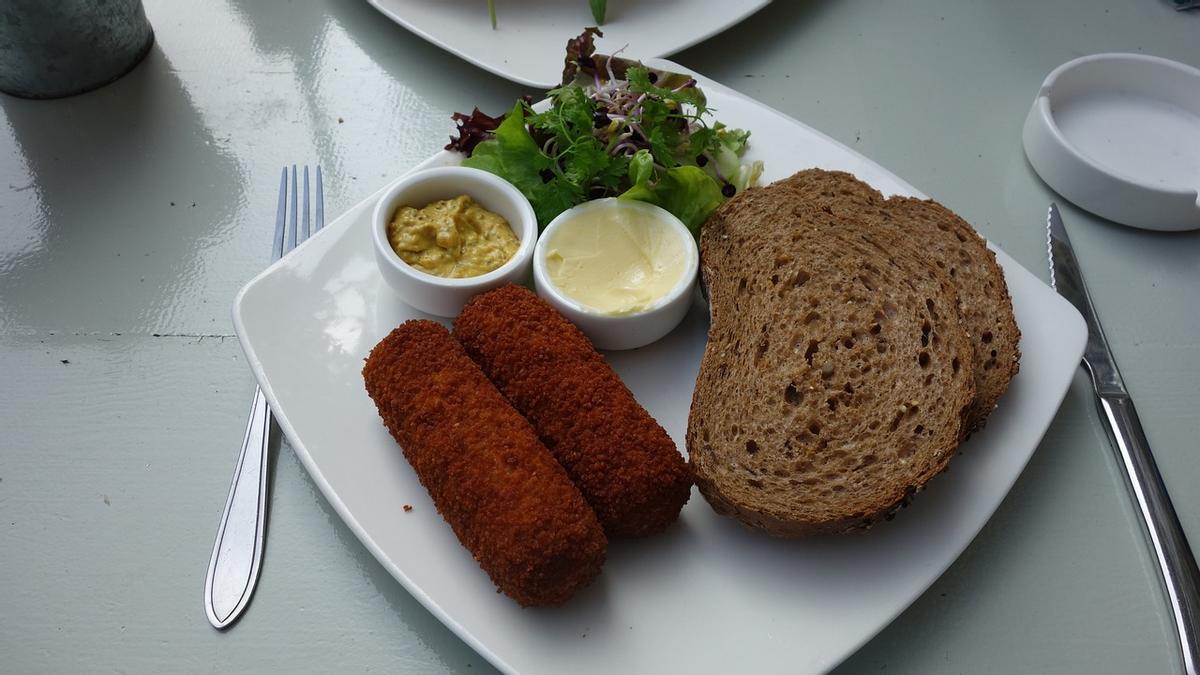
[
  {"left": 1046, "top": 203, "right": 1200, "bottom": 675},
  {"left": 1047, "top": 203, "right": 1126, "bottom": 395}
]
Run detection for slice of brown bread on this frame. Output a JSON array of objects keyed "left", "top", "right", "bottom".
[
  {"left": 877, "top": 197, "right": 1020, "bottom": 428},
  {"left": 687, "top": 184, "right": 977, "bottom": 536},
  {"left": 776, "top": 168, "right": 889, "bottom": 218},
  {"left": 775, "top": 169, "right": 1020, "bottom": 431}
]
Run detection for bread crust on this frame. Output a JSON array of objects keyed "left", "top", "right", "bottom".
[{"left": 879, "top": 197, "right": 1020, "bottom": 430}]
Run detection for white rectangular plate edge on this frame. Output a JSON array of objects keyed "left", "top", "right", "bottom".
[{"left": 232, "top": 60, "right": 1087, "bottom": 675}]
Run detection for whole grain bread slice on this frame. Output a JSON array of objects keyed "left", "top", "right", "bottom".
[
  {"left": 687, "top": 184, "right": 976, "bottom": 536},
  {"left": 876, "top": 197, "right": 1020, "bottom": 428},
  {"left": 776, "top": 169, "right": 1020, "bottom": 430}
]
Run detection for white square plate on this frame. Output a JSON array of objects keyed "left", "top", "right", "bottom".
[
  {"left": 233, "top": 60, "right": 1087, "bottom": 674},
  {"left": 366, "top": 0, "right": 772, "bottom": 88}
]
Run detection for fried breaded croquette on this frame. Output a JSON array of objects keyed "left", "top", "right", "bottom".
[
  {"left": 362, "top": 320, "right": 606, "bottom": 606},
  {"left": 453, "top": 285, "right": 692, "bottom": 538}
]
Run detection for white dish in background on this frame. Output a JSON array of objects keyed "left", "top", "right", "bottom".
[
  {"left": 533, "top": 198, "right": 698, "bottom": 351},
  {"left": 366, "top": 0, "right": 772, "bottom": 89},
  {"left": 1022, "top": 53, "right": 1200, "bottom": 232},
  {"left": 370, "top": 166, "right": 537, "bottom": 317},
  {"left": 233, "top": 59, "right": 1087, "bottom": 675}
]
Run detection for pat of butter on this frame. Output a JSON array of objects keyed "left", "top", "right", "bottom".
[{"left": 543, "top": 203, "right": 687, "bottom": 316}]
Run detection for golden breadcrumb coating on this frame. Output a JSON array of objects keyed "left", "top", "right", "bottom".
[
  {"left": 362, "top": 320, "right": 606, "bottom": 606},
  {"left": 454, "top": 285, "right": 692, "bottom": 537}
]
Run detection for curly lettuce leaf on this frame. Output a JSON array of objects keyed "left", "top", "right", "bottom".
[
  {"left": 714, "top": 124, "right": 750, "bottom": 156},
  {"left": 463, "top": 101, "right": 575, "bottom": 226},
  {"left": 461, "top": 101, "right": 547, "bottom": 191},
  {"left": 620, "top": 151, "right": 724, "bottom": 232},
  {"left": 628, "top": 149, "right": 654, "bottom": 186}
]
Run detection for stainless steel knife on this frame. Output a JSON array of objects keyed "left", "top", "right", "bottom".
[{"left": 1047, "top": 203, "right": 1200, "bottom": 675}]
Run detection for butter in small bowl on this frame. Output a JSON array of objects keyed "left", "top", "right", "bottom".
[{"left": 533, "top": 198, "right": 698, "bottom": 350}]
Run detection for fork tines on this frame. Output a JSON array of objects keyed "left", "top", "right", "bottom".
[{"left": 274, "top": 165, "right": 324, "bottom": 261}]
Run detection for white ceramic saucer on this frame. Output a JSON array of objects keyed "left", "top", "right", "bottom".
[{"left": 1022, "top": 53, "right": 1200, "bottom": 231}]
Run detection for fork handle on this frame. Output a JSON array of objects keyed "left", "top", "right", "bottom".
[
  {"left": 204, "top": 386, "right": 272, "bottom": 629},
  {"left": 1097, "top": 394, "right": 1200, "bottom": 675}
]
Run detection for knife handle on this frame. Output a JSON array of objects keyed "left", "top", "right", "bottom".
[{"left": 1098, "top": 394, "right": 1200, "bottom": 675}]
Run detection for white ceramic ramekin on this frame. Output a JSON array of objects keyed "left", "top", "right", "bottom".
[
  {"left": 371, "top": 166, "right": 537, "bottom": 317},
  {"left": 533, "top": 198, "right": 699, "bottom": 351},
  {"left": 1022, "top": 53, "right": 1200, "bottom": 232}
]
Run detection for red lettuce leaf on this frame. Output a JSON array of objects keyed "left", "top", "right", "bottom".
[
  {"left": 445, "top": 107, "right": 506, "bottom": 153},
  {"left": 562, "top": 27, "right": 603, "bottom": 84}
]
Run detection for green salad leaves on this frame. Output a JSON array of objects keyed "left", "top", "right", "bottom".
[
  {"left": 448, "top": 29, "right": 762, "bottom": 233},
  {"left": 462, "top": 101, "right": 577, "bottom": 227},
  {"left": 621, "top": 152, "right": 725, "bottom": 230}
]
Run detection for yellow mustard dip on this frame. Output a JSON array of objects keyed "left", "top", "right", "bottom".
[
  {"left": 387, "top": 195, "right": 520, "bottom": 278},
  {"left": 543, "top": 202, "right": 687, "bottom": 316}
]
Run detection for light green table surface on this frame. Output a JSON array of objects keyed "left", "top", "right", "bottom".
[{"left": 3, "top": 1, "right": 1198, "bottom": 672}]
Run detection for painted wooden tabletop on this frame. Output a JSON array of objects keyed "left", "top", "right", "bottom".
[{"left": 2, "top": 0, "right": 1198, "bottom": 672}]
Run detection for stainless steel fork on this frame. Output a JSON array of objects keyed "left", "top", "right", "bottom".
[{"left": 204, "top": 165, "right": 323, "bottom": 629}]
